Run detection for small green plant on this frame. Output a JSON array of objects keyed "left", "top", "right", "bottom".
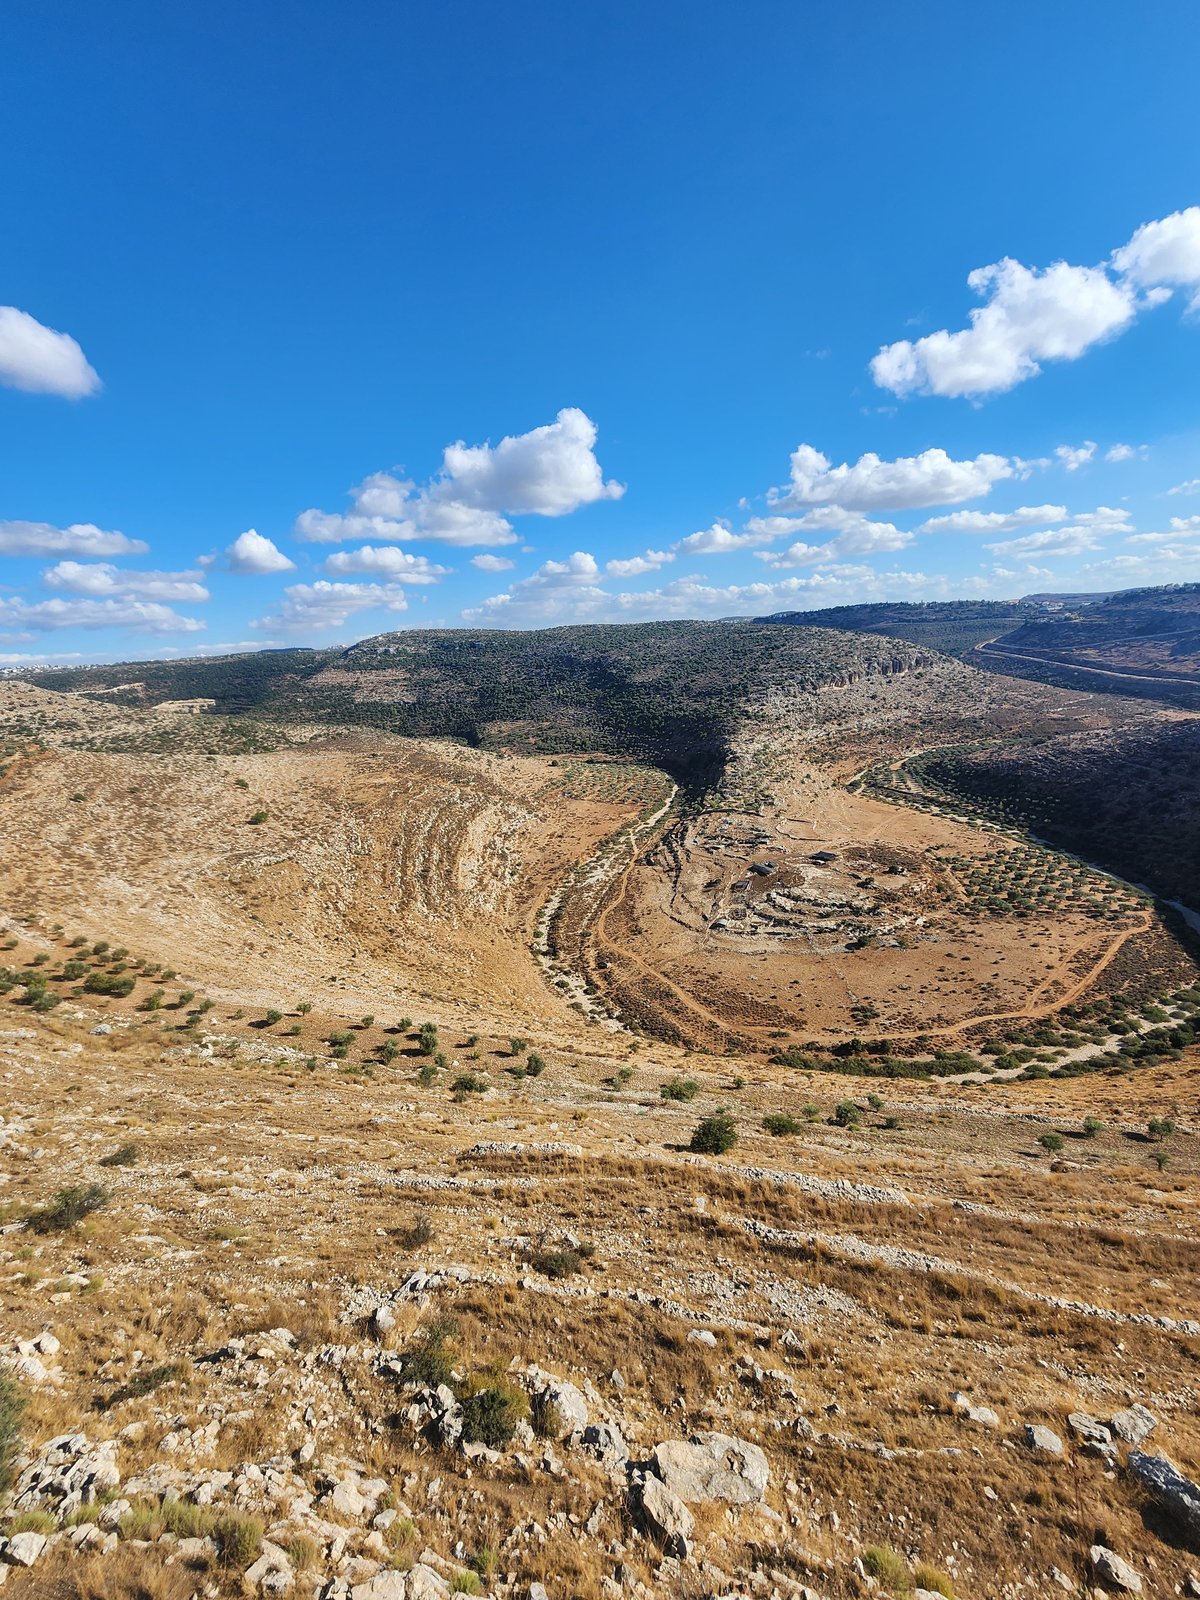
[
  {"left": 212, "top": 1510, "right": 264, "bottom": 1565},
  {"left": 453, "top": 1573, "right": 483, "bottom": 1596},
  {"left": 27, "top": 1183, "right": 109, "bottom": 1233},
  {"left": 1152, "top": 1150, "right": 1169, "bottom": 1172},
  {"left": 1038, "top": 1132, "right": 1064, "bottom": 1153},
  {"left": 661, "top": 1076, "right": 700, "bottom": 1102},
  {"left": 83, "top": 971, "right": 136, "bottom": 998},
  {"left": 1082, "top": 1115, "right": 1104, "bottom": 1137},
  {"left": 0, "top": 1371, "right": 26, "bottom": 1492},
  {"left": 98, "top": 1141, "right": 138, "bottom": 1168},
  {"left": 762, "top": 1113, "right": 803, "bottom": 1136},
  {"left": 509, "top": 1036, "right": 528, "bottom": 1056},
  {"left": 532, "top": 1246, "right": 582, "bottom": 1278},
  {"left": 1148, "top": 1116, "right": 1176, "bottom": 1139},
  {"left": 398, "top": 1321, "right": 457, "bottom": 1388},
  {"left": 453, "top": 1071, "right": 487, "bottom": 1094},
  {"left": 399, "top": 1212, "right": 435, "bottom": 1249},
  {"left": 913, "top": 1565, "right": 955, "bottom": 1598},
  {"left": 296, "top": 1001, "right": 312, "bottom": 1015},
  {"left": 263, "top": 1009, "right": 283, "bottom": 1026},
  {"left": 690, "top": 1110, "right": 737, "bottom": 1154},
  {"left": 867, "top": 1092, "right": 885, "bottom": 1111},
  {"left": 834, "top": 1100, "right": 861, "bottom": 1128},
  {"left": 525, "top": 1051, "right": 546, "bottom": 1076},
  {"left": 459, "top": 1381, "right": 529, "bottom": 1447},
  {"left": 862, "top": 1544, "right": 910, "bottom": 1590},
  {"left": 247, "top": 810, "right": 269, "bottom": 825},
  {"left": 141, "top": 989, "right": 166, "bottom": 1012},
  {"left": 8, "top": 1510, "right": 56, "bottom": 1535}
]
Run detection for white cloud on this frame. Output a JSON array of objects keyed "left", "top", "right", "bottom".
[
  {"left": 1110, "top": 206, "right": 1200, "bottom": 311},
  {"left": 1055, "top": 441, "right": 1096, "bottom": 471},
  {"left": 985, "top": 527, "right": 1105, "bottom": 560},
  {"left": 757, "top": 512, "right": 912, "bottom": 569},
  {"left": 42, "top": 562, "right": 210, "bottom": 602},
  {"left": 225, "top": 529, "right": 296, "bottom": 575},
  {"left": 873, "top": 207, "right": 1200, "bottom": 400},
  {"left": 0, "top": 520, "right": 149, "bottom": 558},
  {"left": 0, "top": 596, "right": 204, "bottom": 635},
  {"left": 604, "top": 549, "right": 673, "bottom": 578},
  {"left": 770, "top": 444, "right": 1013, "bottom": 511},
  {"left": 462, "top": 566, "right": 993, "bottom": 629},
  {"left": 470, "top": 553, "right": 515, "bottom": 572},
  {"left": 1167, "top": 478, "right": 1200, "bottom": 496},
  {"left": 323, "top": 545, "right": 450, "bottom": 583},
  {"left": 1105, "top": 443, "right": 1140, "bottom": 463},
  {"left": 1169, "top": 514, "right": 1200, "bottom": 534},
  {"left": 433, "top": 407, "right": 624, "bottom": 516},
  {"left": 295, "top": 408, "right": 621, "bottom": 549},
  {"left": 256, "top": 580, "right": 411, "bottom": 634},
  {"left": 0, "top": 306, "right": 101, "bottom": 398},
  {"left": 673, "top": 522, "right": 763, "bottom": 555},
  {"left": 917, "top": 504, "right": 1069, "bottom": 535},
  {"left": 872, "top": 260, "right": 1136, "bottom": 398}
]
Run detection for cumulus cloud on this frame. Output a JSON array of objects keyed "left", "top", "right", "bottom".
[
  {"left": 0, "top": 520, "right": 149, "bottom": 558},
  {"left": 256, "top": 580, "right": 411, "bottom": 634},
  {"left": 0, "top": 596, "right": 204, "bottom": 635},
  {"left": 872, "top": 207, "right": 1200, "bottom": 400},
  {"left": 323, "top": 545, "right": 450, "bottom": 583},
  {"left": 605, "top": 549, "right": 673, "bottom": 578},
  {"left": 434, "top": 408, "right": 624, "bottom": 516},
  {"left": 42, "top": 562, "right": 210, "bottom": 602},
  {"left": 470, "top": 553, "right": 516, "bottom": 572},
  {"left": 1105, "top": 443, "right": 1140, "bottom": 463},
  {"left": 872, "top": 262, "right": 1135, "bottom": 398},
  {"left": 1167, "top": 478, "right": 1200, "bottom": 496},
  {"left": 917, "top": 504, "right": 1069, "bottom": 535},
  {"left": 757, "top": 512, "right": 912, "bottom": 569},
  {"left": 1056, "top": 441, "right": 1097, "bottom": 471},
  {"left": 770, "top": 444, "right": 1013, "bottom": 512},
  {"left": 295, "top": 408, "right": 620, "bottom": 549},
  {"left": 0, "top": 306, "right": 101, "bottom": 398},
  {"left": 673, "top": 522, "right": 763, "bottom": 556},
  {"left": 1110, "top": 206, "right": 1200, "bottom": 311},
  {"left": 225, "top": 529, "right": 296, "bottom": 575}
]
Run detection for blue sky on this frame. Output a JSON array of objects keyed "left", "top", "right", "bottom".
[{"left": 2, "top": 0, "right": 1199, "bottom": 663}]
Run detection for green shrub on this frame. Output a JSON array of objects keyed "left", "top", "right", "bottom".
[
  {"left": 1037, "top": 1132, "right": 1064, "bottom": 1153},
  {"left": 862, "top": 1544, "right": 910, "bottom": 1590},
  {"left": 834, "top": 1100, "right": 861, "bottom": 1128},
  {"left": 263, "top": 1009, "right": 283, "bottom": 1026},
  {"left": 27, "top": 1182, "right": 109, "bottom": 1233},
  {"left": 83, "top": 971, "right": 136, "bottom": 998},
  {"left": 690, "top": 1110, "right": 737, "bottom": 1154},
  {"left": 0, "top": 1371, "right": 26, "bottom": 1492},
  {"left": 531, "top": 1247, "right": 582, "bottom": 1278},
  {"left": 453, "top": 1072, "right": 487, "bottom": 1094},
  {"left": 1148, "top": 1116, "right": 1175, "bottom": 1138},
  {"left": 661, "top": 1076, "right": 699, "bottom": 1102},
  {"left": 1081, "top": 1115, "right": 1104, "bottom": 1138},
  {"left": 525, "top": 1052, "right": 546, "bottom": 1076},
  {"left": 509, "top": 1036, "right": 527, "bottom": 1056},
  {"left": 762, "top": 1113, "right": 802, "bottom": 1136},
  {"left": 398, "top": 1322, "right": 457, "bottom": 1388},
  {"left": 247, "top": 811, "right": 269, "bottom": 825},
  {"left": 98, "top": 1141, "right": 138, "bottom": 1168},
  {"left": 399, "top": 1212, "right": 435, "bottom": 1248},
  {"left": 212, "top": 1510, "right": 264, "bottom": 1565},
  {"left": 453, "top": 1574, "right": 483, "bottom": 1596},
  {"left": 459, "top": 1382, "right": 528, "bottom": 1447},
  {"left": 913, "top": 1565, "right": 955, "bottom": 1598},
  {"left": 8, "top": 1510, "right": 56, "bottom": 1535}
]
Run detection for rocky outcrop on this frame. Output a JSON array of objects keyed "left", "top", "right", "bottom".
[
  {"left": 651, "top": 1432, "right": 769, "bottom": 1505},
  {"left": 1128, "top": 1451, "right": 1200, "bottom": 1544}
]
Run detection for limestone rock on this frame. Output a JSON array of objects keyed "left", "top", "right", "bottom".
[
  {"left": 1110, "top": 1404, "right": 1156, "bottom": 1445},
  {"left": 1067, "top": 1411, "right": 1112, "bottom": 1447},
  {"left": 651, "top": 1432, "right": 769, "bottom": 1505},
  {"left": 1023, "top": 1424, "right": 1064, "bottom": 1456},
  {"left": 1089, "top": 1545, "right": 1141, "bottom": 1593},
  {"left": 638, "top": 1474, "right": 694, "bottom": 1559},
  {"left": 6, "top": 1533, "right": 48, "bottom": 1567},
  {"left": 952, "top": 1391, "right": 999, "bottom": 1428},
  {"left": 1128, "top": 1450, "right": 1200, "bottom": 1544},
  {"left": 350, "top": 1572, "right": 410, "bottom": 1600}
]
